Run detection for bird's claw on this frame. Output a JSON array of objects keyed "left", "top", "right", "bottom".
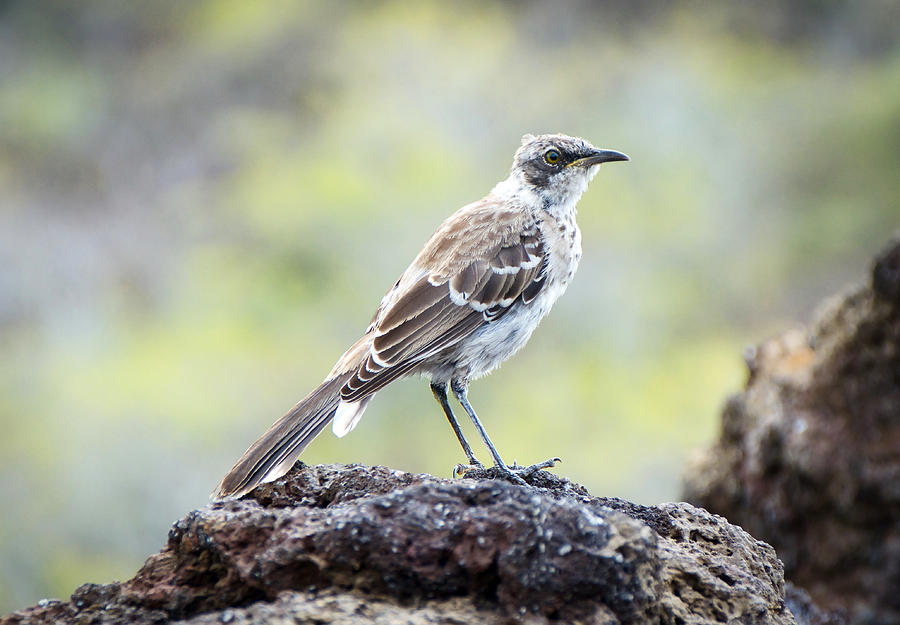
[{"left": 452, "top": 462, "right": 483, "bottom": 478}]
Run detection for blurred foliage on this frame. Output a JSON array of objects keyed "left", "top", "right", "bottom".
[{"left": 1, "top": 0, "right": 899, "bottom": 614}]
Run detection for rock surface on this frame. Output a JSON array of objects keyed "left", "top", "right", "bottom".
[
  {"left": 4, "top": 463, "right": 803, "bottom": 625},
  {"left": 684, "top": 237, "right": 900, "bottom": 625}
]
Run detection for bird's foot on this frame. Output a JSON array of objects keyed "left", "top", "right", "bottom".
[
  {"left": 494, "top": 456, "right": 561, "bottom": 485},
  {"left": 509, "top": 456, "right": 562, "bottom": 477},
  {"left": 452, "top": 460, "right": 483, "bottom": 478},
  {"left": 452, "top": 457, "right": 561, "bottom": 485},
  {"left": 492, "top": 463, "right": 528, "bottom": 485}
]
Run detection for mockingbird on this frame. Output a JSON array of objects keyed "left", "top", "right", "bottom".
[{"left": 213, "top": 133, "right": 628, "bottom": 499}]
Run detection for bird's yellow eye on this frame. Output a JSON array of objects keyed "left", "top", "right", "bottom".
[{"left": 544, "top": 149, "right": 561, "bottom": 165}]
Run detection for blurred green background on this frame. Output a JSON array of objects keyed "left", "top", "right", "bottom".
[{"left": 1, "top": 0, "right": 899, "bottom": 613}]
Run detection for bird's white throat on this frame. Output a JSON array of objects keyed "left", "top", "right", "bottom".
[{"left": 491, "top": 166, "right": 597, "bottom": 221}]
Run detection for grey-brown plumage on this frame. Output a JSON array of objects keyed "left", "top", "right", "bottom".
[{"left": 213, "top": 133, "right": 628, "bottom": 499}]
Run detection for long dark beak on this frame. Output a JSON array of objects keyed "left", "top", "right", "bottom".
[{"left": 569, "top": 149, "right": 630, "bottom": 168}]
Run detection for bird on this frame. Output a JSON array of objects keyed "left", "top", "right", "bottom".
[{"left": 212, "top": 133, "right": 628, "bottom": 499}]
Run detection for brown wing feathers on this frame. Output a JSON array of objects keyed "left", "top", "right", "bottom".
[{"left": 339, "top": 227, "right": 547, "bottom": 403}]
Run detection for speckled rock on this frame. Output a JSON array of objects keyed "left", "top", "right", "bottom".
[{"left": 2, "top": 463, "right": 801, "bottom": 624}]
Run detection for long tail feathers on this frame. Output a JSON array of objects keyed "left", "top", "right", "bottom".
[{"left": 212, "top": 372, "right": 354, "bottom": 500}]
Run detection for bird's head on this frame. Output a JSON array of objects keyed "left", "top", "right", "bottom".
[{"left": 509, "top": 133, "right": 628, "bottom": 210}]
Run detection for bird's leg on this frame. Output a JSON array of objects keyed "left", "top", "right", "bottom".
[
  {"left": 450, "top": 380, "right": 561, "bottom": 484},
  {"left": 430, "top": 382, "right": 482, "bottom": 467},
  {"left": 450, "top": 379, "right": 532, "bottom": 485}
]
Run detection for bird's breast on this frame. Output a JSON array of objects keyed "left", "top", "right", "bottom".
[{"left": 541, "top": 214, "right": 582, "bottom": 292}]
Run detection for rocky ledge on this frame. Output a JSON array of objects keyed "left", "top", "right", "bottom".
[{"left": 3, "top": 462, "right": 820, "bottom": 625}]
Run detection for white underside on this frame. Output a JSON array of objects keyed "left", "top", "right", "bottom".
[{"left": 425, "top": 269, "right": 571, "bottom": 385}]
